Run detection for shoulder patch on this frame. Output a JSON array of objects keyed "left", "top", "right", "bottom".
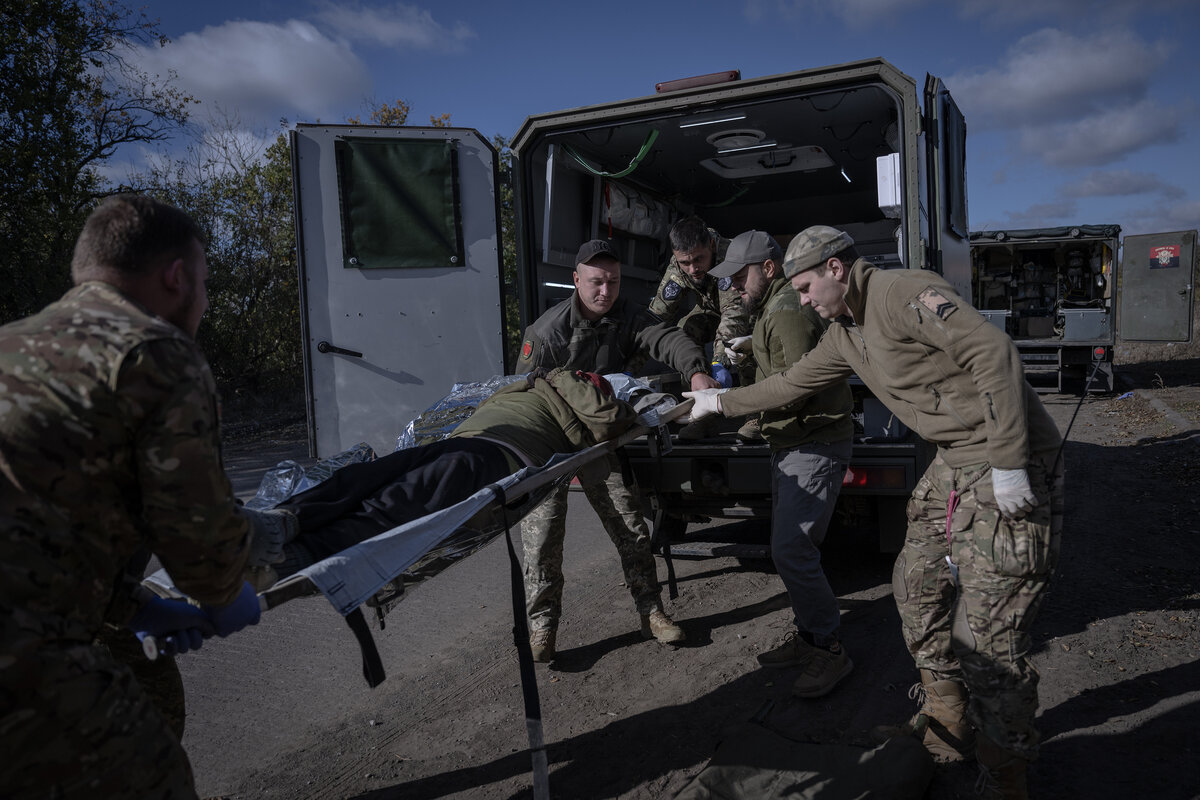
[
  {"left": 717, "top": 276, "right": 733, "bottom": 292},
  {"left": 661, "top": 280, "right": 682, "bottom": 301},
  {"left": 917, "top": 287, "right": 957, "bottom": 320},
  {"left": 520, "top": 339, "right": 534, "bottom": 360}
]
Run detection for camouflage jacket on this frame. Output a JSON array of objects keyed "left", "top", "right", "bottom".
[
  {"left": 750, "top": 277, "right": 854, "bottom": 451},
  {"left": 648, "top": 231, "right": 751, "bottom": 366},
  {"left": 451, "top": 367, "right": 638, "bottom": 466},
  {"left": 721, "top": 260, "right": 1062, "bottom": 468},
  {"left": 516, "top": 294, "right": 707, "bottom": 381},
  {"left": 0, "top": 282, "right": 250, "bottom": 655}
]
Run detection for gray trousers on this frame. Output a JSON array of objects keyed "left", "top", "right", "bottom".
[{"left": 770, "top": 439, "right": 852, "bottom": 646}]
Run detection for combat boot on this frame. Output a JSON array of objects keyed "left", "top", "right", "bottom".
[
  {"left": 641, "top": 609, "right": 686, "bottom": 643},
  {"left": 873, "top": 669, "right": 975, "bottom": 762},
  {"left": 974, "top": 734, "right": 1029, "bottom": 800},
  {"left": 529, "top": 628, "right": 556, "bottom": 663},
  {"left": 736, "top": 417, "right": 762, "bottom": 441}
]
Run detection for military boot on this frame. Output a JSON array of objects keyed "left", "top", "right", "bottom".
[
  {"left": 974, "top": 734, "right": 1029, "bottom": 800},
  {"left": 529, "top": 628, "right": 556, "bottom": 663},
  {"left": 873, "top": 669, "right": 975, "bottom": 762},
  {"left": 736, "top": 417, "right": 762, "bottom": 442},
  {"left": 641, "top": 609, "right": 686, "bottom": 644}
]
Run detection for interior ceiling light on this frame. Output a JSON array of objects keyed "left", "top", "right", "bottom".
[
  {"left": 717, "top": 140, "right": 778, "bottom": 155},
  {"left": 679, "top": 112, "right": 748, "bottom": 129},
  {"left": 700, "top": 145, "right": 836, "bottom": 179},
  {"left": 705, "top": 128, "right": 765, "bottom": 151}
]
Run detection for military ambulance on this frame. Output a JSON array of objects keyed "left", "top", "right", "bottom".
[
  {"left": 289, "top": 58, "right": 975, "bottom": 552},
  {"left": 969, "top": 225, "right": 1195, "bottom": 394}
]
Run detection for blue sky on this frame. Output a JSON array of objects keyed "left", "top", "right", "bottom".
[{"left": 122, "top": 0, "right": 1199, "bottom": 236}]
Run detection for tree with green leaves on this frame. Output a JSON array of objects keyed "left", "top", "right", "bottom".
[{"left": 0, "top": 0, "right": 195, "bottom": 323}]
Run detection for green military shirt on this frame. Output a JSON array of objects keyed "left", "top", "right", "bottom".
[
  {"left": 749, "top": 277, "right": 853, "bottom": 450},
  {"left": 450, "top": 367, "right": 638, "bottom": 467},
  {"left": 721, "top": 260, "right": 1061, "bottom": 468},
  {"left": 0, "top": 282, "right": 250, "bottom": 656}
]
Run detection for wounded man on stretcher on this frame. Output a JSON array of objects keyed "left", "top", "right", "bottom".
[{"left": 239, "top": 367, "right": 645, "bottom": 589}]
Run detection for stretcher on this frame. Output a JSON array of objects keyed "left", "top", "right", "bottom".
[
  {"left": 144, "top": 397, "right": 691, "bottom": 667},
  {"left": 144, "top": 397, "right": 689, "bottom": 800}
]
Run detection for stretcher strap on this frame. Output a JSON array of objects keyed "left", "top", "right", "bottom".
[
  {"left": 491, "top": 482, "right": 550, "bottom": 800},
  {"left": 344, "top": 607, "right": 386, "bottom": 688}
]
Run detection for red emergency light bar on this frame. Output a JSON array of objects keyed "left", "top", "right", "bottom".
[
  {"left": 656, "top": 70, "right": 740, "bottom": 94},
  {"left": 842, "top": 465, "right": 908, "bottom": 489}
]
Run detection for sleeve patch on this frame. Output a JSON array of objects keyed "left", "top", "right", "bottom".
[
  {"left": 717, "top": 276, "right": 733, "bottom": 292},
  {"left": 661, "top": 280, "right": 682, "bottom": 301},
  {"left": 917, "top": 287, "right": 957, "bottom": 320},
  {"left": 520, "top": 339, "right": 534, "bottom": 360}
]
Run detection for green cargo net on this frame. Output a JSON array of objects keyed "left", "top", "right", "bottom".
[{"left": 335, "top": 138, "right": 463, "bottom": 269}]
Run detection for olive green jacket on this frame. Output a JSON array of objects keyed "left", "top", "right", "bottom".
[
  {"left": 750, "top": 277, "right": 853, "bottom": 450},
  {"left": 722, "top": 260, "right": 1061, "bottom": 468},
  {"left": 451, "top": 367, "right": 638, "bottom": 467}
]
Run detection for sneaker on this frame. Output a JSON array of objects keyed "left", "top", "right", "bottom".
[
  {"left": 529, "top": 628, "right": 556, "bottom": 662},
  {"left": 791, "top": 640, "right": 853, "bottom": 698},
  {"left": 757, "top": 630, "right": 809, "bottom": 668},
  {"left": 640, "top": 610, "right": 686, "bottom": 643}
]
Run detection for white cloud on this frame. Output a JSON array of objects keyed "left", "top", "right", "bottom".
[
  {"left": 132, "top": 19, "right": 372, "bottom": 124},
  {"left": 1119, "top": 200, "right": 1200, "bottom": 236},
  {"left": 313, "top": 2, "right": 475, "bottom": 50},
  {"left": 954, "top": 0, "right": 1189, "bottom": 27},
  {"left": 974, "top": 200, "right": 1080, "bottom": 231},
  {"left": 1019, "top": 100, "right": 1183, "bottom": 167},
  {"left": 947, "top": 28, "right": 1170, "bottom": 128},
  {"left": 1060, "top": 169, "right": 1186, "bottom": 200}
]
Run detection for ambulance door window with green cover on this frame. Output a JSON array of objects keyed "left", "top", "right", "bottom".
[{"left": 335, "top": 138, "right": 463, "bottom": 269}]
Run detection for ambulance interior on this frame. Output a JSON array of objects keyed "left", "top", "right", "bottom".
[{"left": 521, "top": 81, "right": 913, "bottom": 315}]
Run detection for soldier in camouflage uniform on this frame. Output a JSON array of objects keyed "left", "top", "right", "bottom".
[
  {"left": 685, "top": 226, "right": 1063, "bottom": 799},
  {"left": 516, "top": 239, "right": 722, "bottom": 661},
  {"left": 649, "top": 216, "right": 753, "bottom": 377},
  {"left": 0, "top": 195, "right": 264, "bottom": 800}
]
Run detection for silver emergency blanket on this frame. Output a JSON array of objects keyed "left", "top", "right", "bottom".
[
  {"left": 147, "top": 375, "right": 675, "bottom": 616},
  {"left": 277, "top": 452, "right": 575, "bottom": 615}
]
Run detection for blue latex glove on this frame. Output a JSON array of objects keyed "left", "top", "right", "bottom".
[
  {"left": 128, "top": 596, "right": 214, "bottom": 657},
  {"left": 203, "top": 581, "right": 262, "bottom": 637},
  {"left": 710, "top": 362, "right": 733, "bottom": 389}
]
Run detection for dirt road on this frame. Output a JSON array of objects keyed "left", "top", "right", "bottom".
[{"left": 183, "top": 363, "right": 1200, "bottom": 799}]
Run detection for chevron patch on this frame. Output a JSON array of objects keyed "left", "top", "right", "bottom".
[{"left": 917, "top": 287, "right": 957, "bottom": 320}]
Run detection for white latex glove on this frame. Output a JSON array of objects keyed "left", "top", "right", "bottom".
[
  {"left": 681, "top": 389, "right": 727, "bottom": 423},
  {"left": 724, "top": 336, "right": 753, "bottom": 366},
  {"left": 991, "top": 467, "right": 1036, "bottom": 518}
]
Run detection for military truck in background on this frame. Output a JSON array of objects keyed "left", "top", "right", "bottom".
[
  {"left": 290, "top": 58, "right": 970, "bottom": 552},
  {"left": 969, "top": 226, "right": 1196, "bottom": 393}
]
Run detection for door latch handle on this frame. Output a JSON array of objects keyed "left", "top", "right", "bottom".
[{"left": 317, "top": 340, "right": 363, "bottom": 358}]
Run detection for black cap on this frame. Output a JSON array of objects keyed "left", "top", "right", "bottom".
[{"left": 575, "top": 239, "right": 618, "bottom": 266}]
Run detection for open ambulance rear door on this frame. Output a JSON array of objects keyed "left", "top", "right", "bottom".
[{"left": 290, "top": 125, "right": 505, "bottom": 457}]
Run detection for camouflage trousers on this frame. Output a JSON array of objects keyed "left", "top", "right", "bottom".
[
  {"left": 95, "top": 625, "right": 187, "bottom": 740},
  {"left": 892, "top": 449, "right": 1064, "bottom": 758},
  {"left": 521, "top": 453, "right": 662, "bottom": 631},
  {"left": 0, "top": 642, "right": 197, "bottom": 799}
]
